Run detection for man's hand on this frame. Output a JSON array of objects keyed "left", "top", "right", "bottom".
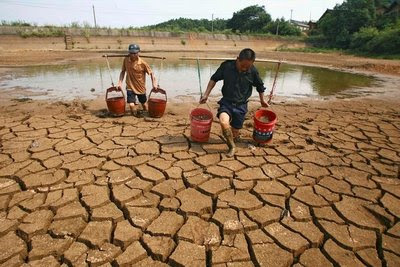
[
  {"left": 199, "top": 95, "right": 208, "bottom": 104},
  {"left": 152, "top": 86, "right": 160, "bottom": 93},
  {"left": 260, "top": 99, "right": 270, "bottom": 108}
]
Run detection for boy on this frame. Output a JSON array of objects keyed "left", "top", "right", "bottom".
[{"left": 117, "top": 44, "right": 158, "bottom": 116}]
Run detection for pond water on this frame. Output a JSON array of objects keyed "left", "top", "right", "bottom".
[{"left": 0, "top": 58, "right": 378, "bottom": 101}]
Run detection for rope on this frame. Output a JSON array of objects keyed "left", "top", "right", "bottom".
[
  {"left": 105, "top": 55, "right": 114, "bottom": 87},
  {"left": 196, "top": 58, "right": 203, "bottom": 98},
  {"left": 158, "top": 58, "right": 164, "bottom": 87},
  {"left": 268, "top": 61, "right": 282, "bottom": 104}
]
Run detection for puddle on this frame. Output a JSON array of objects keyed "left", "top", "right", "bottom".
[{"left": 0, "top": 58, "right": 378, "bottom": 101}]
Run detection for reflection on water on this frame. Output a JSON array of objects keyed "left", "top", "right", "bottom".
[{"left": 0, "top": 58, "right": 377, "bottom": 101}]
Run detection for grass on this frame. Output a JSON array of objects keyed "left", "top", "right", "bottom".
[
  {"left": 275, "top": 46, "right": 400, "bottom": 60},
  {"left": 349, "top": 51, "right": 400, "bottom": 60},
  {"left": 1, "top": 20, "right": 33, "bottom": 26},
  {"left": 18, "top": 27, "right": 65, "bottom": 38}
]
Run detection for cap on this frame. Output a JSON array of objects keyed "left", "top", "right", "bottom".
[{"left": 128, "top": 44, "right": 140, "bottom": 54}]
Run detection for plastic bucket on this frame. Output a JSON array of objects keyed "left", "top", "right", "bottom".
[
  {"left": 253, "top": 109, "right": 277, "bottom": 144},
  {"left": 148, "top": 88, "right": 167, "bottom": 118},
  {"left": 190, "top": 107, "right": 213, "bottom": 143},
  {"left": 106, "top": 86, "right": 125, "bottom": 116}
]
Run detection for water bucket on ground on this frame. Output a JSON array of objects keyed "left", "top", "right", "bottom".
[
  {"left": 106, "top": 86, "right": 125, "bottom": 116},
  {"left": 148, "top": 88, "right": 167, "bottom": 118},
  {"left": 190, "top": 106, "right": 213, "bottom": 143},
  {"left": 253, "top": 109, "right": 277, "bottom": 144}
]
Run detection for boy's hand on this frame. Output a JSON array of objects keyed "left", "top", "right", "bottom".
[
  {"left": 261, "top": 99, "right": 270, "bottom": 108},
  {"left": 117, "top": 82, "right": 122, "bottom": 90},
  {"left": 199, "top": 95, "right": 208, "bottom": 104}
]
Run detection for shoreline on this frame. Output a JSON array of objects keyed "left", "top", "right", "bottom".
[
  {"left": 0, "top": 46, "right": 399, "bottom": 123},
  {"left": 0, "top": 49, "right": 399, "bottom": 76}
]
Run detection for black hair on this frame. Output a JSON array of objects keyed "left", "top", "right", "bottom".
[{"left": 238, "top": 48, "right": 256, "bottom": 61}]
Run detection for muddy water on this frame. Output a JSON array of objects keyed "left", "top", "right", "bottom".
[{"left": 0, "top": 58, "right": 378, "bottom": 101}]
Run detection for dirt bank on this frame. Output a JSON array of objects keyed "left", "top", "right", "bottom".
[{"left": 1, "top": 48, "right": 400, "bottom": 77}]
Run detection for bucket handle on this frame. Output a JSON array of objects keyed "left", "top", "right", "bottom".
[
  {"left": 148, "top": 87, "right": 167, "bottom": 102},
  {"left": 106, "top": 86, "right": 125, "bottom": 101},
  {"left": 190, "top": 102, "right": 213, "bottom": 120},
  {"left": 196, "top": 102, "right": 212, "bottom": 111}
]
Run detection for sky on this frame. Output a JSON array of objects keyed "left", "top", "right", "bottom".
[{"left": 0, "top": 0, "right": 345, "bottom": 27}]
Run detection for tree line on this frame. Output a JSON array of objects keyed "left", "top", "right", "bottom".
[
  {"left": 2, "top": 1, "right": 398, "bottom": 55},
  {"left": 310, "top": 0, "right": 400, "bottom": 55},
  {"left": 139, "top": 5, "right": 301, "bottom": 36}
]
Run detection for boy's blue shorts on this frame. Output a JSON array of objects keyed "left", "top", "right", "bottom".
[
  {"left": 217, "top": 98, "right": 248, "bottom": 129},
  {"left": 126, "top": 90, "right": 147, "bottom": 104}
]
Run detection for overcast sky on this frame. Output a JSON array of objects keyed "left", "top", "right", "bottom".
[{"left": 0, "top": 0, "right": 344, "bottom": 27}]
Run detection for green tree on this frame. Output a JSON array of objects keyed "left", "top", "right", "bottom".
[
  {"left": 375, "top": 0, "right": 399, "bottom": 29},
  {"left": 319, "top": 0, "right": 376, "bottom": 48},
  {"left": 351, "top": 21, "right": 400, "bottom": 54},
  {"left": 350, "top": 26, "right": 379, "bottom": 51},
  {"left": 264, "top": 18, "right": 301, "bottom": 36},
  {"left": 227, "top": 5, "right": 271, "bottom": 33},
  {"left": 141, "top": 17, "right": 228, "bottom": 32},
  {"left": 374, "top": 0, "right": 391, "bottom": 7}
]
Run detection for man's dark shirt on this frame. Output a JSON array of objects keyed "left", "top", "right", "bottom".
[{"left": 210, "top": 60, "right": 265, "bottom": 104}]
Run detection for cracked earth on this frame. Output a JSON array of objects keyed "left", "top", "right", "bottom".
[{"left": 0, "top": 99, "right": 399, "bottom": 266}]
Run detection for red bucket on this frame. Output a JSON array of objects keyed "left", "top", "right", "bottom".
[
  {"left": 253, "top": 109, "right": 277, "bottom": 144},
  {"left": 190, "top": 107, "right": 213, "bottom": 143},
  {"left": 148, "top": 88, "right": 167, "bottom": 118},
  {"left": 106, "top": 87, "right": 126, "bottom": 116}
]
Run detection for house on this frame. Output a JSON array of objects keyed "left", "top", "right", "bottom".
[
  {"left": 290, "top": 20, "right": 310, "bottom": 31},
  {"left": 308, "top": 21, "right": 317, "bottom": 31},
  {"left": 317, "top": 9, "right": 333, "bottom": 25}
]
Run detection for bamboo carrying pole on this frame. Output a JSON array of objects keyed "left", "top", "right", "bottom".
[
  {"left": 183, "top": 56, "right": 284, "bottom": 105},
  {"left": 179, "top": 57, "right": 285, "bottom": 64},
  {"left": 102, "top": 54, "right": 166, "bottom": 60}
]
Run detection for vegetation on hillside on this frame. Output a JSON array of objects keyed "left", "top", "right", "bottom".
[
  {"left": 309, "top": 0, "right": 400, "bottom": 55},
  {"left": 140, "top": 5, "right": 301, "bottom": 36},
  {"left": 1, "top": 1, "right": 398, "bottom": 56}
]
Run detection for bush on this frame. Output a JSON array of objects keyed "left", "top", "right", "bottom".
[
  {"left": 350, "top": 22, "right": 400, "bottom": 54},
  {"left": 18, "top": 27, "right": 65, "bottom": 38},
  {"left": 306, "top": 35, "right": 331, "bottom": 47},
  {"left": 367, "top": 25, "right": 400, "bottom": 54},
  {"left": 350, "top": 27, "right": 379, "bottom": 51},
  {"left": 70, "top": 22, "right": 80, "bottom": 28},
  {"left": 1, "top": 20, "right": 31, "bottom": 26}
]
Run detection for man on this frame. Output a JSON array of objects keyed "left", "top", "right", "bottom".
[
  {"left": 117, "top": 44, "right": 158, "bottom": 117},
  {"left": 199, "top": 48, "right": 269, "bottom": 157}
]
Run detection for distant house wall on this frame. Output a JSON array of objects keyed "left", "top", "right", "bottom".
[
  {"left": 290, "top": 21, "right": 310, "bottom": 32},
  {"left": 308, "top": 22, "right": 317, "bottom": 31}
]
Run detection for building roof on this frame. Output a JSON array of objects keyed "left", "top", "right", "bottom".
[
  {"left": 317, "top": 9, "right": 333, "bottom": 24},
  {"left": 290, "top": 20, "right": 309, "bottom": 28}
]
